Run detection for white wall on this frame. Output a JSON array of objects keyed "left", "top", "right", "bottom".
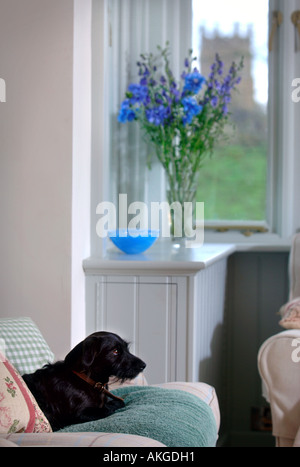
[
  {"left": 71, "top": 0, "right": 92, "bottom": 347},
  {"left": 0, "top": 0, "right": 74, "bottom": 359}
]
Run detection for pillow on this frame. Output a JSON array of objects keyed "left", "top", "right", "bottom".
[
  {"left": 0, "top": 352, "right": 52, "bottom": 433},
  {"left": 0, "top": 317, "right": 55, "bottom": 374},
  {"left": 58, "top": 386, "right": 218, "bottom": 447},
  {"left": 279, "top": 297, "right": 300, "bottom": 329}
]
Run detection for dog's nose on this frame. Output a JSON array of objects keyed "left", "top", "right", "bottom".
[{"left": 140, "top": 361, "right": 146, "bottom": 371}]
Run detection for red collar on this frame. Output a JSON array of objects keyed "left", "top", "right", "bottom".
[{"left": 72, "top": 370, "right": 124, "bottom": 403}]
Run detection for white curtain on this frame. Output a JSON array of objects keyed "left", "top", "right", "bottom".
[{"left": 107, "top": 0, "right": 192, "bottom": 213}]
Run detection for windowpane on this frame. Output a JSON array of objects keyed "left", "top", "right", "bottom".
[{"left": 192, "top": 0, "right": 269, "bottom": 221}]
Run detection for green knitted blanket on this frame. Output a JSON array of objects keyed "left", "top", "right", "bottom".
[{"left": 58, "top": 386, "right": 218, "bottom": 447}]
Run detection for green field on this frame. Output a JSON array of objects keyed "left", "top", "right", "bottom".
[{"left": 196, "top": 143, "right": 267, "bottom": 221}]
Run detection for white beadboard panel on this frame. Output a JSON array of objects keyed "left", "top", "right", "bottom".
[
  {"left": 85, "top": 260, "right": 229, "bottom": 385},
  {"left": 84, "top": 251, "right": 230, "bottom": 385},
  {"left": 88, "top": 275, "right": 179, "bottom": 384},
  {"left": 93, "top": 276, "right": 138, "bottom": 349},
  {"left": 190, "top": 258, "right": 228, "bottom": 388},
  {"left": 137, "top": 281, "right": 177, "bottom": 383},
  {"left": 98, "top": 279, "right": 138, "bottom": 348},
  {"left": 172, "top": 276, "right": 189, "bottom": 382}
]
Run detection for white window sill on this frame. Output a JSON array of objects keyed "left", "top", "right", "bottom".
[
  {"left": 83, "top": 239, "right": 235, "bottom": 275},
  {"left": 204, "top": 230, "right": 291, "bottom": 252},
  {"left": 83, "top": 232, "right": 291, "bottom": 278}
]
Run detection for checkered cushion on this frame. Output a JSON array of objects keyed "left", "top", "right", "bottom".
[{"left": 0, "top": 317, "right": 54, "bottom": 375}]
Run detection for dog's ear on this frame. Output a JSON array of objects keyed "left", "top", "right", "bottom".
[
  {"left": 81, "top": 335, "right": 102, "bottom": 367},
  {"left": 64, "top": 335, "right": 103, "bottom": 369}
]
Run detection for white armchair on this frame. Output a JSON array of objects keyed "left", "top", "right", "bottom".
[{"left": 258, "top": 234, "right": 300, "bottom": 447}]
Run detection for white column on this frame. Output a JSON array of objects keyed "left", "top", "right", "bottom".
[{"left": 72, "top": 0, "right": 92, "bottom": 345}]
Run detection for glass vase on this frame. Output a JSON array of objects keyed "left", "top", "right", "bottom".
[{"left": 166, "top": 185, "right": 197, "bottom": 247}]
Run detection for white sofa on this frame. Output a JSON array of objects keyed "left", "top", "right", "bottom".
[
  {"left": 258, "top": 234, "right": 300, "bottom": 447},
  {"left": 0, "top": 317, "right": 220, "bottom": 447},
  {"left": 0, "top": 381, "right": 220, "bottom": 447},
  {"left": 258, "top": 330, "right": 300, "bottom": 447}
]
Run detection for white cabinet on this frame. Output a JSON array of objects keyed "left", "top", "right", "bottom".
[
  {"left": 84, "top": 243, "right": 234, "bottom": 384},
  {"left": 86, "top": 275, "right": 188, "bottom": 384}
]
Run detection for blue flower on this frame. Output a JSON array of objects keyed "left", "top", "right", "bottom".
[
  {"left": 140, "top": 77, "right": 148, "bottom": 86},
  {"left": 182, "top": 97, "right": 202, "bottom": 125},
  {"left": 211, "top": 96, "right": 218, "bottom": 108},
  {"left": 170, "top": 82, "right": 180, "bottom": 101},
  {"left": 223, "top": 95, "right": 231, "bottom": 104},
  {"left": 146, "top": 105, "right": 170, "bottom": 126},
  {"left": 118, "top": 99, "right": 136, "bottom": 123},
  {"left": 222, "top": 105, "right": 229, "bottom": 115},
  {"left": 128, "top": 84, "right": 149, "bottom": 104},
  {"left": 183, "top": 71, "right": 206, "bottom": 94},
  {"left": 155, "top": 93, "right": 164, "bottom": 104},
  {"left": 118, "top": 47, "right": 243, "bottom": 148}
]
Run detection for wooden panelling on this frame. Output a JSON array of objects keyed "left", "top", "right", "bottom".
[{"left": 91, "top": 276, "right": 178, "bottom": 384}]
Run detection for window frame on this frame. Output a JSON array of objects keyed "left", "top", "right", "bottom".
[{"left": 203, "top": 0, "right": 300, "bottom": 245}]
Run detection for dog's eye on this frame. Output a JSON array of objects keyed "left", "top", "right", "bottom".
[{"left": 112, "top": 348, "right": 119, "bottom": 356}]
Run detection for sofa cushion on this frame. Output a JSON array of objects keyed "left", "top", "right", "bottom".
[
  {"left": 0, "top": 317, "right": 54, "bottom": 374},
  {"left": 58, "top": 385, "right": 218, "bottom": 447},
  {"left": 153, "top": 381, "right": 220, "bottom": 431},
  {"left": 0, "top": 352, "right": 52, "bottom": 434}
]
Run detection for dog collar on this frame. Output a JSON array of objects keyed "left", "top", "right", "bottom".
[{"left": 72, "top": 370, "right": 124, "bottom": 403}]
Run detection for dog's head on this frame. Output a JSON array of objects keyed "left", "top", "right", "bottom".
[{"left": 64, "top": 332, "right": 146, "bottom": 383}]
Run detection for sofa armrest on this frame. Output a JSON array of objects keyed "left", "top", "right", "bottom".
[
  {"left": 258, "top": 330, "right": 300, "bottom": 444},
  {"left": 0, "top": 432, "right": 166, "bottom": 447}
]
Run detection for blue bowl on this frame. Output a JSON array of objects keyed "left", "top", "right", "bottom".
[{"left": 108, "top": 229, "right": 159, "bottom": 255}]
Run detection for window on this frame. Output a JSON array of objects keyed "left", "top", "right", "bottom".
[
  {"left": 104, "top": 0, "right": 300, "bottom": 242},
  {"left": 192, "top": 0, "right": 269, "bottom": 223}
]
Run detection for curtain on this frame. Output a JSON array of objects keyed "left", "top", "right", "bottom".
[{"left": 107, "top": 0, "right": 192, "bottom": 215}]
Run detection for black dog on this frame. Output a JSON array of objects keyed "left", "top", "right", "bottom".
[{"left": 22, "top": 331, "right": 146, "bottom": 431}]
